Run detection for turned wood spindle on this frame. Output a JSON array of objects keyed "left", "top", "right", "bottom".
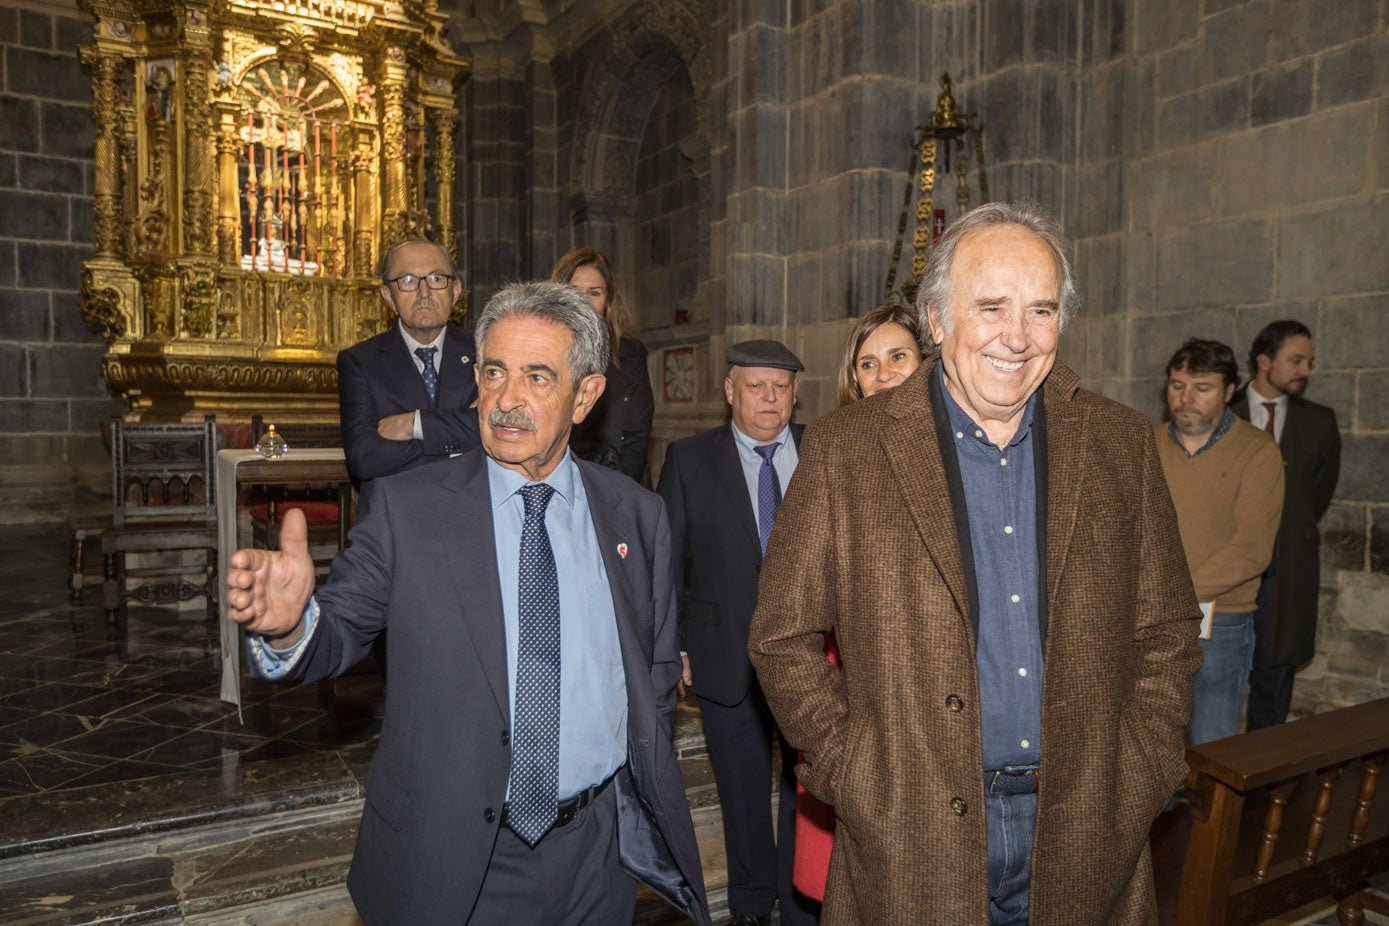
[
  {"left": 1254, "top": 782, "right": 1297, "bottom": 880},
  {"left": 1347, "top": 753, "right": 1385, "bottom": 847},
  {"left": 1303, "top": 765, "right": 1343, "bottom": 862}
]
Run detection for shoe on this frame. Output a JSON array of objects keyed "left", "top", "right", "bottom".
[{"left": 727, "top": 916, "right": 772, "bottom": 926}]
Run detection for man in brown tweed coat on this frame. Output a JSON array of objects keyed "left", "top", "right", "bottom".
[{"left": 749, "top": 202, "right": 1202, "bottom": 925}]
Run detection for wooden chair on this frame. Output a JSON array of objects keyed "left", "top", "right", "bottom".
[
  {"left": 1172, "top": 697, "right": 1389, "bottom": 925},
  {"left": 100, "top": 415, "right": 219, "bottom": 625}
]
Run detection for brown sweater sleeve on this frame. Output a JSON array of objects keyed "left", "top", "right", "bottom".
[{"left": 1189, "top": 431, "right": 1285, "bottom": 603}]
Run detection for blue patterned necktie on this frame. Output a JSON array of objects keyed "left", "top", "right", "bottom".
[
  {"left": 754, "top": 441, "right": 782, "bottom": 556},
  {"left": 415, "top": 346, "right": 438, "bottom": 406},
  {"left": 506, "top": 483, "right": 561, "bottom": 846}
]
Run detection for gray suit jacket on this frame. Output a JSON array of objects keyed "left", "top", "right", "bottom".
[{"left": 278, "top": 449, "right": 710, "bottom": 925}]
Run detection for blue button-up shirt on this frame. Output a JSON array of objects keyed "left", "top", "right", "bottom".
[
  {"left": 252, "top": 450, "right": 627, "bottom": 797},
  {"left": 730, "top": 422, "right": 799, "bottom": 541},
  {"left": 939, "top": 367, "right": 1044, "bottom": 770},
  {"left": 1165, "top": 406, "right": 1235, "bottom": 457}
]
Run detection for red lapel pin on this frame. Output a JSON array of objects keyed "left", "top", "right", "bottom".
[{"left": 617, "top": 543, "right": 628, "bottom": 559}]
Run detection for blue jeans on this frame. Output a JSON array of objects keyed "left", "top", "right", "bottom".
[
  {"left": 1189, "top": 610, "right": 1254, "bottom": 746},
  {"left": 985, "top": 789, "right": 1036, "bottom": 925}
]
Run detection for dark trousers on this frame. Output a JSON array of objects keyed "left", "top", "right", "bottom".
[
  {"left": 1247, "top": 554, "right": 1296, "bottom": 731},
  {"left": 467, "top": 783, "right": 638, "bottom": 925},
  {"left": 698, "top": 685, "right": 818, "bottom": 925},
  {"left": 1246, "top": 663, "right": 1295, "bottom": 730}
]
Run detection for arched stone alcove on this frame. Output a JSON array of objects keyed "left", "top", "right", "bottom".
[{"left": 564, "top": 0, "right": 710, "bottom": 334}]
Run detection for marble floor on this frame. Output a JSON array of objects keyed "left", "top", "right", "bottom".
[{"left": 0, "top": 524, "right": 386, "bottom": 803}]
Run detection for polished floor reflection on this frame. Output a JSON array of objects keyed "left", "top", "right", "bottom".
[{"left": 0, "top": 525, "right": 384, "bottom": 805}]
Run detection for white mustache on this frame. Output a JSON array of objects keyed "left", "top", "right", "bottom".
[{"left": 488, "top": 408, "right": 536, "bottom": 432}]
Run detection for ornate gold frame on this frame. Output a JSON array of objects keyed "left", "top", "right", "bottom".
[{"left": 78, "top": 0, "right": 467, "bottom": 422}]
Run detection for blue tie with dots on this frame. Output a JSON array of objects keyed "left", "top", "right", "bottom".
[
  {"left": 506, "top": 483, "right": 561, "bottom": 846},
  {"left": 754, "top": 442, "right": 782, "bottom": 556},
  {"left": 414, "top": 346, "right": 438, "bottom": 406}
]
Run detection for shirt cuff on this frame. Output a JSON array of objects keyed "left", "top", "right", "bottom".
[
  {"left": 247, "top": 596, "right": 320, "bottom": 679},
  {"left": 412, "top": 410, "right": 423, "bottom": 441}
]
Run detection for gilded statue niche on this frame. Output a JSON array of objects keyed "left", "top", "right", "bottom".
[{"left": 78, "top": 0, "right": 468, "bottom": 424}]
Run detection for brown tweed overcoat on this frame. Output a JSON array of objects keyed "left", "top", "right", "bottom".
[{"left": 749, "top": 359, "right": 1202, "bottom": 925}]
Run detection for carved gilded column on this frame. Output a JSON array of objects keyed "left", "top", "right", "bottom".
[
  {"left": 180, "top": 10, "right": 215, "bottom": 257},
  {"left": 82, "top": 48, "right": 125, "bottom": 259},
  {"left": 213, "top": 101, "right": 243, "bottom": 265},
  {"left": 431, "top": 106, "right": 458, "bottom": 260},
  {"left": 352, "top": 141, "right": 376, "bottom": 277},
  {"left": 377, "top": 47, "right": 409, "bottom": 250}
]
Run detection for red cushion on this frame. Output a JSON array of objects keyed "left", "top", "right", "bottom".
[{"left": 248, "top": 501, "right": 341, "bottom": 526}]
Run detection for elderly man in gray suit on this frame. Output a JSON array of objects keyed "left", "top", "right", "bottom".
[{"left": 227, "top": 281, "right": 709, "bottom": 926}]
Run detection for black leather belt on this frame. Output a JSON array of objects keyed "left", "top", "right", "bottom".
[
  {"left": 502, "top": 772, "right": 616, "bottom": 831},
  {"left": 985, "top": 766, "right": 1039, "bottom": 795}
]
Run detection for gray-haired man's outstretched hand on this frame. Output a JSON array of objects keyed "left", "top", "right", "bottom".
[{"left": 227, "top": 507, "right": 316, "bottom": 647}]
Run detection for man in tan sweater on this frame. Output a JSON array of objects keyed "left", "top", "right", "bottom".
[{"left": 1156, "top": 338, "right": 1284, "bottom": 744}]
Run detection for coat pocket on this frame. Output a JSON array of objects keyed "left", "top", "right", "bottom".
[{"left": 364, "top": 763, "right": 413, "bottom": 832}]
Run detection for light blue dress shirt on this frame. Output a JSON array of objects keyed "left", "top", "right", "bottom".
[
  {"left": 730, "top": 422, "right": 798, "bottom": 540},
  {"left": 251, "top": 450, "right": 628, "bottom": 798}
]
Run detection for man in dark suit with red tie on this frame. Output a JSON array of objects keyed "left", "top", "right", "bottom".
[
  {"left": 337, "top": 238, "right": 481, "bottom": 481},
  {"left": 1232, "top": 320, "right": 1341, "bottom": 729},
  {"left": 658, "top": 340, "right": 816, "bottom": 926}
]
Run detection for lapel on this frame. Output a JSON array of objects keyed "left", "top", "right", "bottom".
[
  {"left": 438, "top": 450, "right": 510, "bottom": 720},
  {"left": 879, "top": 362, "right": 974, "bottom": 630},
  {"left": 1039, "top": 366, "right": 1087, "bottom": 612},
  {"left": 435, "top": 326, "right": 475, "bottom": 411},
  {"left": 380, "top": 325, "right": 434, "bottom": 409},
  {"left": 580, "top": 465, "right": 655, "bottom": 771},
  {"left": 711, "top": 427, "right": 761, "bottom": 552},
  {"left": 582, "top": 465, "right": 641, "bottom": 650},
  {"left": 1280, "top": 395, "right": 1307, "bottom": 456}
]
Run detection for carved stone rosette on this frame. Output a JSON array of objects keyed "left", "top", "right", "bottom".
[{"left": 78, "top": 0, "right": 469, "bottom": 422}]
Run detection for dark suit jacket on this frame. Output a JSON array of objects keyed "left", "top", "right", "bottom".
[
  {"left": 1232, "top": 390, "right": 1341, "bottom": 666},
  {"left": 336, "top": 324, "right": 480, "bottom": 480},
  {"left": 570, "top": 335, "right": 655, "bottom": 484},
  {"left": 277, "top": 450, "right": 710, "bottom": 925},
  {"left": 749, "top": 361, "right": 1201, "bottom": 925},
  {"left": 657, "top": 421, "right": 805, "bottom": 707}
]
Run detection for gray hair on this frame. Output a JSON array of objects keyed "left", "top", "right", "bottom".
[
  {"left": 475, "top": 281, "right": 610, "bottom": 386},
  {"left": 915, "top": 201, "right": 1078, "bottom": 334}
]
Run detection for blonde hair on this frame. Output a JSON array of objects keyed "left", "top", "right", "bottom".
[
  {"left": 549, "top": 246, "right": 630, "bottom": 365},
  {"left": 837, "top": 302, "right": 926, "bottom": 406}
]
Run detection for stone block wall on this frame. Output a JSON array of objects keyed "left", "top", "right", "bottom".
[
  {"left": 0, "top": 1, "right": 116, "bottom": 521},
  {"left": 634, "top": 71, "right": 700, "bottom": 331}
]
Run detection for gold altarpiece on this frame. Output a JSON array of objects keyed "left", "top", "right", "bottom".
[{"left": 77, "top": 0, "right": 467, "bottom": 422}]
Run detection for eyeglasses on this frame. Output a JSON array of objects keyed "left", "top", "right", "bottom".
[{"left": 385, "top": 272, "right": 454, "bottom": 292}]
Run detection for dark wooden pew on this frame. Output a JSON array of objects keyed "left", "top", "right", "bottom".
[{"left": 1171, "top": 697, "right": 1389, "bottom": 925}]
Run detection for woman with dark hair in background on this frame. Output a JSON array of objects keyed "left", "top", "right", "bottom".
[
  {"left": 549, "top": 246, "right": 655, "bottom": 484},
  {"left": 795, "top": 301, "right": 927, "bottom": 907}
]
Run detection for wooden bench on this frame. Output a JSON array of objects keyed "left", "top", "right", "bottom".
[{"left": 1172, "top": 697, "right": 1389, "bottom": 925}]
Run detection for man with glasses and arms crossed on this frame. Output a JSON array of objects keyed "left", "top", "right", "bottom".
[{"left": 338, "top": 238, "right": 481, "bottom": 481}]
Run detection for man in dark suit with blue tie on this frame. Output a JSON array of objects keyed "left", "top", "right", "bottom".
[
  {"left": 658, "top": 340, "right": 815, "bottom": 926},
  {"left": 227, "top": 281, "right": 710, "bottom": 926},
  {"left": 337, "top": 238, "right": 481, "bottom": 481}
]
